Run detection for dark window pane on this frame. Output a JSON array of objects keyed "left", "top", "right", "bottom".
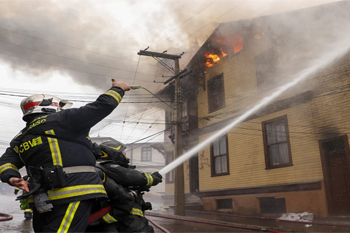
[
  {"left": 213, "top": 140, "right": 220, "bottom": 156},
  {"left": 217, "top": 199, "right": 233, "bottom": 209},
  {"left": 221, "top": 155, "right": 228, "bottom": 173},
  {"left": 266, "top": 123, "right": 276, "bottom": 144},
  {"left": 219, "top": 137, "right": 227, "bottom": 154},
  {"left": 208, "top": 74, "right": 225, "bottom": 113},
  {"left": 212, "top": 135, "right": 229, "bottom": 175},
  {"left": 215, "top": 156, "right": 222, "bottom": 174},
  {"left": 263, "top": 116, "right": 292, "bottom": 169}
]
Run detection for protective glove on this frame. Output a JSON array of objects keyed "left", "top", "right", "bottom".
[{"left": 151, "top": 172, "right": 162, "bottom": 186}]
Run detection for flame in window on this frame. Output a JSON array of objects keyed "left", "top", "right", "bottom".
[
  {"left": 204, "top": 35, "right": 244, "bottom": 68},
  {"left": 205, "top": 53, "right": 221, "bottom": 67},
  {"left": 232, "top": 36, "right": 243, "bottom": 54}
]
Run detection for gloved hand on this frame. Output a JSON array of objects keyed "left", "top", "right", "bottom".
[{"left": 151, "top": 172, "right": 162, "bottom": 186}]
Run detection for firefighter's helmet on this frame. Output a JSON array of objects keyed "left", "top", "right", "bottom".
[
  {"left": 99, "top": 140, "right": 129, "bottom": 163},
  {"left": 20, "top": 94, "right": 72, "bottom": 121}
]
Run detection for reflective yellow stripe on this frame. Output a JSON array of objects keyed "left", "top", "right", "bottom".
[
  {"left": 130, "top": 208, "right": 144, "bottom": 217},
  {"left": 104, "top": 90, "right": 122, "bottom": 104},
  {"left": 110, "top": 145, "right": 121, "bottom": 151},
  {"left": 47, "top": 184, "right": 106, "bottom": 200},
  {"left": 45, "top": 130, "right": 63, "bottom": 166},
  {"left": 145, "top": 173, "right": 150, "bottom": 186},
  {"left": 145, "top": 173, "right": 153, "bottom": 186},
  {"left": 0, "top": 163, "right": 18, "bottom": 175},
  {"left": 58, "top": 201, "right": 80, "bottom": 233},
  {"left": 102, "top": 213, "right": 118, "bottom": 223},
  {"left": 24, "top": 209, "right": 33, "bottom": 213},
  {"left": 100, "top": 151, "right": 108, "bottom": 158},
  {"left": 149, "top": 173, "right": 154, "bottom": 185},
  {"left": 102, "top": 172, "right": 106, "bottom": 183}
]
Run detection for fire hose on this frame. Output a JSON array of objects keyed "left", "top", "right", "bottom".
[{"left": 0, "top": 212, "right": 13, "bottom": 221}]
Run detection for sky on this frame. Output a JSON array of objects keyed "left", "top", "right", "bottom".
[{"left": 0, "top": 0, "right": 342, "bottom": 153}]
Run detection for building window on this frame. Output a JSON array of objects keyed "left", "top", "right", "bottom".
[
  {"left": 262, "top": 115, "right": 292, "bottom": 169},
  {"left": 211, "top": 134, "right": 229, "bottom": 176},
  {"left": 141, "top": 147, "right": 152, "bottom": 161},
  {"left": 259, "top": 197, "right": 286, "bottom": 214},
  {"left": 207, "top": 73, "right": 225, "bottom": 113},
  {"left": 217, "top": 199, "right": 233, "bottom": 209},
  {"left": 166, "top": 153, "right": 174, "bottom": 183}
]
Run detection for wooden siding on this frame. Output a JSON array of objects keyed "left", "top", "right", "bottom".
[
  {"left": 197, "top": 25, "right": 350, "bottom": 194},
  {"left": 198, "top": 102, "right": 325, "bottom": 191}
]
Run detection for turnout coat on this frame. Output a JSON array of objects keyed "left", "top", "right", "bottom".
[{"left": 0, "top": 86, "right": 125, "bottom": 205}]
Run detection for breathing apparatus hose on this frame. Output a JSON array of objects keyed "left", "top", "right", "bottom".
[{"left": 88, "top": 205, "right": 112, "bottom": 225}]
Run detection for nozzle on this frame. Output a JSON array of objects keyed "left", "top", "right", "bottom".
[{"left": 130, "top": 85, "right": 141, "bottom": 90}]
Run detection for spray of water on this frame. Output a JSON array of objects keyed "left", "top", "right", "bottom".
[{"left": 159, "top": 41, "right": 350, "bottom": 176}]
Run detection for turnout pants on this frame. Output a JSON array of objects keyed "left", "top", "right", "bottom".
[{"left": 33, "top": 200, "right": 93, "bottom": 233}]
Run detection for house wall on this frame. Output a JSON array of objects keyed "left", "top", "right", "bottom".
[
  {"left": 195, "top": 19, "right": 350, "bottom": 216},
  {"left": 201, "top": 184, "right": 328, "bottom": 216},
  {"left": 197, "top": 102, "right": 325, "bottom": 185}
]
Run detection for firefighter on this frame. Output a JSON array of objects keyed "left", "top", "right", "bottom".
[
  {"left": 0, "top": 79, "right": 130, "bottom": 232},
  {"left": 87, "top": 140, "right": 162, "bottom": 233}
]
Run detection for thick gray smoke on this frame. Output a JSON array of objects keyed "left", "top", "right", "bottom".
[{"left": 0, "top": 0, "right": 341, "bottom": 92}]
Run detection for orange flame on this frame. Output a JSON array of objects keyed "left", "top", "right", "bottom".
[
  {"left": 205, "top": 53, "right": 220, "bottom": 62},
  {"left": 205, "top": 52, "right": 221, "bottom": 67},
  {"left": 220, "top": 48, "right": 227, "bottom": 57},
  {"left": 233, "top": 36, "right": 243, "bottom": 54}
]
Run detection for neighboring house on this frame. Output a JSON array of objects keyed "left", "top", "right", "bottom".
[
  {"left": 125, "top": 142, "right": 166, "bottom": 194},
  {"left": 161, "top": 1, "right": 350, "bottom": 217}
]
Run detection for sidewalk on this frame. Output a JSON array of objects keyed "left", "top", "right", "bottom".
[{"left": 148, "top": 208, "right": 350, "bottom": 232}]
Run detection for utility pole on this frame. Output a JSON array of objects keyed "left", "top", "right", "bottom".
[{"left": 137, "top": 49, "right": 186, "bottom": 215}]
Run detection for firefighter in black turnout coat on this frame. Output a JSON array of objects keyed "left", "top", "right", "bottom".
[
  {"left": 87, "top": 140, "right": 162, "bottom": 233},
  {"left": 0, "top": 79, "right": 130, "bottom": 232}
]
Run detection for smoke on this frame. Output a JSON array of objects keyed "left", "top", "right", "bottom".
[
  {"left": 0, "top": 1, "right": 185, "bottom": 91},
  {"left": 0, "top": 0, "right": 341, "bottom": 93}
]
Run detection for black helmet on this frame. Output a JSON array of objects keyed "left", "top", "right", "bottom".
[{"left": 98, "top": 140, "right": 129, "bottom": 163}]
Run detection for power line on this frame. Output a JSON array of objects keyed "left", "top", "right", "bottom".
[
  {"left": 120, "top": 55, "right": 142, "bottom": 139},
  {"left": 0, "top": 92, "right": 172, "bottom": 104},
  {"left": 0, "top": 49, "right": 156, "bottom": 83},
  {"left": 0, "top": 26, "right": 159, "bottom": 68},
  {"left": 125, "top": 61, "right": 173, "bottom": 142},
  {"left": 0, "top": 38, "right": 158, "bottom": 77}
]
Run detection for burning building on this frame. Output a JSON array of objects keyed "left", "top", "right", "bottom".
[{"left": 161, "top": 1, "right": 350, "bottom": 217}]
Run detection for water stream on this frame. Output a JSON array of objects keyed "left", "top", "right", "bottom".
[{"left": 159, "top": 41, "right": 350, "bottom": 176}]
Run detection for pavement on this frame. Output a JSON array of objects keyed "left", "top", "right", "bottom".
[
  {"left": 0, "top": 194, "right": 33, "bottom": 233},
  {"left": 148, "top": 207, "right": 350, "bottom": 233},
  {"left": 2, "top": 192, "right": 350, "bottom": 233}
]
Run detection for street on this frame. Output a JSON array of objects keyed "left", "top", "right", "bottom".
[{"left": 0, "top": 194, "right": 33, "bottom": 233}]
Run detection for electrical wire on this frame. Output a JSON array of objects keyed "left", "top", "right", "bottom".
[
  {"left": 0, "top": 26, "right": 159, "bottom": 68},
  {"left": 120, "top": 55, "right": 141, "bottom": 139},
  {"left": 0, "top": 48, "right": 156, "bottom": 83},
  {"left": 0, "top": 38, "right": 158, "bottom": 77},
  {"left": 125, "top": 62, "right": 174, "bottom": 142}
]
